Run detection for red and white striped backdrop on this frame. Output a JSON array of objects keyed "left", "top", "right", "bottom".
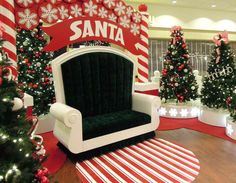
[
  {"left": 0, "top": 0, "right": 16, "bottom": 66},
  {"left": 76, "top": 138, "right": 200, "bottom": 183},
  {"left": 138, "top": 12, "right": 149, "bottom": 83}
]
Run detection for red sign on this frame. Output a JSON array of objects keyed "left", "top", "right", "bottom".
[{"left": 42, "top": 17, "right": 141, "bottom": 55}]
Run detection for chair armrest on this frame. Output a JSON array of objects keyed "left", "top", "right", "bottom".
[
  {"left": 50, "top": 102, "right": 82, "bottom": 128},
  {"left": 132, "top": 92, "right": 161, "bottom": 115}
]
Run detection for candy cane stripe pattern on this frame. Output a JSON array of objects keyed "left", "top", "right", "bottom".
[
  {"left": 0, "top": 0, "right": 17, "bottom": 68},
  {"left": 137, "top": 6, "right": 149, "bottom": 83}
]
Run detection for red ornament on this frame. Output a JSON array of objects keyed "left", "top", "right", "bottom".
[
  {"left": 19, "top": 47, "right": 24, "bottom": 52},
  {"left": 162, "top": 69, "right": 167, "bottom": 76},
  {"left": 24, "top": 58, "right": 29, "bottom": 63},
  {"left": 41, "top": 176, "right": 49, "bottom": 183},
  {"left": 178, "top": 95, "right": 184, "bottom": 103},
  {"left": 0, "top": 77, "right": 2, "bottom": 86},
  {"left": 182, "top": 43, "right": 187, "bottom": 49},
  {"left": 34, "top": 51, "right": 40, "bottom": 57},
  {"left": 42, "top": 167, "right": 49, "bottom": 176},
  {"left": 35, "top": 169, "right": 44, "bottom": 179},
  {"left": 46, "top": 66, "right": 52, "bottom": 73},
  {"left": 33, "top": 84, "right": 38, "bottom": 88},
  {"left": 226, "top": 97, "right": 232, "bottom": 105},
  {"left": 138, "top": 4, "right": 148, "bottom": 12}
]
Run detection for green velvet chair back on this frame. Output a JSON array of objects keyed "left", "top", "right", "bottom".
[{"left": 61, "top": 52, "right": 134, "bottom": 117}]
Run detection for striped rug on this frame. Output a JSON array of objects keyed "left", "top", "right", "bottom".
[{"left": 76, "top": 138, "right": 200, "bottom": 183}]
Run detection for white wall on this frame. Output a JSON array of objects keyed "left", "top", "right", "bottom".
[{"left": 129, "top": 3, "right": 236, "bottom": 32}]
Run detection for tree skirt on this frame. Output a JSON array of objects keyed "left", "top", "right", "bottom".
[
  {"left": 76, "top": 138, "right": 200, "bottom": 183},
  {"left": 41, "top": 132, "right": 67, "bottom": 174},
  {"left": 159, "top": 117, "right": 236, "bottom": 143}
]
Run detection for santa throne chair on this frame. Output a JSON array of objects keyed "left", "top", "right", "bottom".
[{"left": 50, "top": 46, "right": 161, "bottom": 154}]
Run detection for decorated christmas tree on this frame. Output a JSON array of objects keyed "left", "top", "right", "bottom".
[
  {"left": 16, "top": 25, "right": 55, "bottom": 116},
  {"left": 201, "top": 32, "right": 236, "bottom": 109},
  {"left": 227, "top": 93, "right": 236, "bottom": 122},
  {"left": 0, "top": 30, "right": 49, "bottom": 183},
  {"left": 160, "top": 26, "right": 198, "bottom": 103}
]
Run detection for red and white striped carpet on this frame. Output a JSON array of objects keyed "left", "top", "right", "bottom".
[{"left": 76, "top": 138, "right": 200, "bottom": 183}]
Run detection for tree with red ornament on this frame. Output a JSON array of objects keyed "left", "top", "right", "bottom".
[
  {"left": 16, "top": 24, "right": 55, "bottom": 116},
  {"left": 0, "top": 23, "right": 49, "bottom": 183},
  {"left": 160, "top": 26, "right": 198, "bottom": 103}
]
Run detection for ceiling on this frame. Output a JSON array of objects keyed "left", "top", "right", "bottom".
[{"left": 125, "top": 0, "right": 236, "bottom": 12}]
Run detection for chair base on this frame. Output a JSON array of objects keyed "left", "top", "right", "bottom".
[{"left": 58, "top": 131, "right": 155, "bottom": 161}]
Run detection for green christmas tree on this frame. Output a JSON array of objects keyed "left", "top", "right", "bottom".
[
  {"left": 201, "top": 32, "right": 236, "bottom": 109},
  {"left": 227, "top": 92, "right": 236, "bottom": 122},
  {"left": 0, "top": 33, "right": 49, "bottom": 182},
  {"left": 160, "top": 26, "right": 198, "bottom": 103},
  {"left": 16, "top": 25, "right": 55, "bottom": 116}
]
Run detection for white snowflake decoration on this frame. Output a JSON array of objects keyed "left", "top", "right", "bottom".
[
  {"left": 18, "top": 9, "right": 38, "bottom": 29},
  {"left": 40, "top": 3, "right": 58, "bottom": 23},
  {"left": 132, "top": 12, "right": 142, "bottom": 23},
  {"left": 108, "top": 12, "right": 117, "bottom": 22},
  {"left": 98, "top": 6, "right": 108, "bottom": 19},
  {"left": 130, "top": 23, "right": 140, "bottom": 36},
  {"left": 119, "top": 15, "right": 130, "bottom": 28},
  {"left": 70, "top": 4, "right": 82, "bottom": 18},
  {"left": 58, "top": 5, "right": 69, "bottom": 20},
  {"left": 159, "top": 107, "right": 167, "bottom": 116},
  {"left": 16, "top": 0, "right": 33, "bottom": 7},
  {"left": 83, "top": 0, "right": 98, "bottom": 17},
  {"left": 180, "top": 109, "right": 188, "bottom": 117},
  {"left": 126, "top": 6, "right": 133, "bottom": 17},
  {"left": 114, "top": 1, "right": 126, "bottom": 16},
  {"left": 226, "top": 123, "right": 234, "bottom": 136},
  {"left": 103, "top": 0, "right": 116, "bottom": 9},
  {"left": 169, "top": 108, "right": 178, "bottom": 117}
]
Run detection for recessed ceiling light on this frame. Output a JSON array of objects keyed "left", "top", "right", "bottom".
[
  {"left": 211, "top": 4, "right": 216, "bottom": 8},
  {"left": 172, "top": 0, "right": 177, "bottom": 4}
]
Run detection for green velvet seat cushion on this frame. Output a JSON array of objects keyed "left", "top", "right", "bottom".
[{"left": 82, "top": 110, "right": 151, "bottom": 140}]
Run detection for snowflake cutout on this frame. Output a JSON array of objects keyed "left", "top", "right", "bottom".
[
  {"left": 98, "top": 6, "right": 108, "bottom": 18},
  {"left": 58, "top": 5, "right": 69, "bottom": 20},
  {"left": 83, "top": 0, "right": 98, "bottom": 17},
  {"left": 126, "top": 6, "right": 133, "bottom": 17},
  {"left": 40, "top": 3, "right": 58, "bottom": 23},
  {"left": 16, "top": 0, "right": 33, "bottom": 8},
  {"left": 70, "top": 3, "right": 82, "bottom": 18},
  {"left": 108, "top": 12, "right": 117, "bottom": 22},
  {"left": 119, "top": 15, "right": 130, "bottom": 28},
  {"left": 103, "top": 0, "right": 116, "bottom": 9},
  {"left": 114, "top": 1, "right": 126, "bottom": 16},
  {"left": 17, "top": 9, "right": 38, "bottom": 29},
  {"left": 132, "top": 12, "right": 142, "bottom": 23},
  {"left": 226, "top": 123, "right": 234, "bottom": 136},
  {"left": 130, "top": 23, "right": 140, "bottom": 36}
]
